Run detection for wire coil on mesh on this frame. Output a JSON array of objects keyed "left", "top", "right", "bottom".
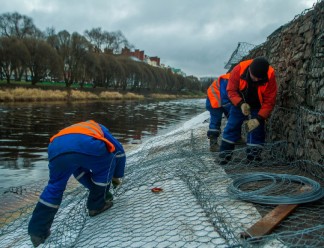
[{"left": 227, "top": 173, "right": 324, "bottom": 205}]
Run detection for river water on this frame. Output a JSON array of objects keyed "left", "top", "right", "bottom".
[{"left": 0, "top": 98, "right": 206, "bottom": 189}]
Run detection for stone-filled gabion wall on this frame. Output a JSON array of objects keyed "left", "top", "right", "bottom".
[{"left": 244, "top": 0, "right": 323, "bottom": 163}]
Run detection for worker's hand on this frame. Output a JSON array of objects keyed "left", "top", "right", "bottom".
[
  {"left": 245, "top": 119, "right": 260, "bottom": 132},
  {"left": 112, "top": 177, "right": 122, "bottom": 188},
  {"left": 240, "top": 103, "right": 251, "bottom": 116}
]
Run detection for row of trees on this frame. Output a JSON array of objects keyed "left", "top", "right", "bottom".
[{"left": 0, "top": 12, "right": 202, "bottom": 92}]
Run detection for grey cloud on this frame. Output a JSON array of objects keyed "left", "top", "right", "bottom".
[{"left": 0, "top": 0, "right": 317, "bottom": 77}]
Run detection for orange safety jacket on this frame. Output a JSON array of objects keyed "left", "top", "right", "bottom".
[
  {"left": 227, "top": 59, "right": 277, "bottom": 119},
  {"left": 207, "top": 73, "right": 230, "bottom": 108},
  {"left": 50, "top": 120, "right": 116, "bottom": 152}
]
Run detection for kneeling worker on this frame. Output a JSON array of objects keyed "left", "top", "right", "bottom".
[
  {"left": 28, "top": 120, "right": 126, "bottom": 247},
  {"left": 219, "top": 57, "right": 277, "bottom": 164},
  {"left": 206, "top": 73, "right": 232, "bottom": 151}
]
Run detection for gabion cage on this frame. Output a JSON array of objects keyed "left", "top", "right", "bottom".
[{"left": 0, "top": 107, "right": 323, "bottom": 248}]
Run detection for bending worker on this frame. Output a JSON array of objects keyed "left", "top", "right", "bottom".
[
  {"left": 28, "top": 120, "right": 126, "bottom": 247},
  {"left": 206, "top": 73, "right": 232, "bottom": 151},
  {"left": 219, "top": 57, "right": 277, "bottom": 164}
]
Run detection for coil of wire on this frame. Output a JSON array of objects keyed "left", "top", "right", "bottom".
[{"left": 227, "top": 173, "right": 324, "bottom": 205}]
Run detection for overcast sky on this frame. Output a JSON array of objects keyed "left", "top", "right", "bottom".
[{"left": 0, "top": 0, "right": 318, "bottom": 78}]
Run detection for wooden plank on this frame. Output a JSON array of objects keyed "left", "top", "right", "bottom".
[
  {"left": 240, "top": 186, "right": 311, "bottom": 239},
  {"left": 240, "top": 204, "right": 298, "bottom": 239}
]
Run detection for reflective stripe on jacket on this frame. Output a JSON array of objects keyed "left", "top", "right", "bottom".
[
  {"left": 50, "top": 120, "right": 116, "bottom": 152},
  {"left": 207, "top": 73, "right": 230, "bottom": 108},
  {"left": 227, "top": 60, "right": 277, "bottom": 119}
]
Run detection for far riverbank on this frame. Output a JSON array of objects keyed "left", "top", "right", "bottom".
[{"left": 0, "top": 83, "right": 205, "bottom": 102}]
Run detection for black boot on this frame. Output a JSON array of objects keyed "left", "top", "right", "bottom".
[
  {"left": 207, "top": 130, "right": 220, "bottom": 152},
  {"left": 87, "top": 184, "right": 113, "bottom": 216},
  {"left": 209, "top": 137, "right": 219, "bottom": 152},
  {"left": 218, "top": 140, "right": 235, "bottom": 165},
  {"left": 28, "top": 202, "right": 58, "bottom": 247},
  {"left": 89, "top": 201, "right": 113, "bottom": 217},
  {"left": 30, "top": 231, "right": 51, "bottom": 247},
  {"left": 105, "top": 191, "right": 114, "bottom": 202}
]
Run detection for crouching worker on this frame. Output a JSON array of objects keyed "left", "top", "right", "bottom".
[
  {"left": 28, "top": 120, "right": 126, "bottom": 247},
  {"left": 206, "top": 73, "right": 232, "bottom": 151},
  {"left": 219, "top": 57, "right": 277, "bottom": 165}
]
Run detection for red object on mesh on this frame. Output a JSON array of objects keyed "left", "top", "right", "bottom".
[{"left": 151, "top": 187, "right": 163, "bottom": 193}]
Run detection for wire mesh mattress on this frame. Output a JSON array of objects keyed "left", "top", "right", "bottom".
[{"left": 0, "top": 109, "right": 323, "bottom": 248}]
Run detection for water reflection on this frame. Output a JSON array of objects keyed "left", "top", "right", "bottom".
[{"left": 0, "top": 99, "right": 205, "bottom": 187}]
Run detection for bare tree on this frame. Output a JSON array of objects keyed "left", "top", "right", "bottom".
[
  {"left": 0, "top": 12, "right": 38, "bottom": 39},
  {"left": 107, "top": 55, "right": 125, "bottom": 89},
  {"left": 0, "top": 37, "right": 30, "bottom": 83},
  {"left": 78, "top": 52, "right": 99, "bottom": 88},
  {"left": 84, "top": 28, "right": 132, "bottom": 54},
  {"left": 24, "top": 38, "right": 61, "bottom": 85},
  {"left": 53, "top": 30, "right": 72, "bottom": 84},
  {"left": 84, "top": 27, "right": 104, "bottom": 53},
  {"left": 102, "top": 31, "right": 132, "bottom": 54},
  {"left": 140, "top": 63, "right": 155, "bottom": 90},
  {"left": 67, "top": 32, "right": 91, "bottom": 87}
]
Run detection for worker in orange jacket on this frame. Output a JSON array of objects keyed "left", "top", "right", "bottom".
[
  {"left": 28, "top": 120, "right": 126, "bottom": 247},
  {"left": 206, "top": 73, "right": 232, "bottom": 151},
  {"left": 219, "top": 57, "right": 277, "bottom": 164}
]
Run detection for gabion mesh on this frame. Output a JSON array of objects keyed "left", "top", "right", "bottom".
[
  {"left": 224, "top": 42, "right": 257, "bottom": 70},
  {"left": 0, "top": 107, "right": 323, "bottom": 248}
]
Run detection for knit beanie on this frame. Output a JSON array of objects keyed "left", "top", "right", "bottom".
[{"left": 249, "top": 57, "right": 269, "bottom": 79}]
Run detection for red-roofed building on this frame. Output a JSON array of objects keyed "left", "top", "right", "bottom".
[{"left": 121, "top": 47, "right": 145, "bottom": 61}]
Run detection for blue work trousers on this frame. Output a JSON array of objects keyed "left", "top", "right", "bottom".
[
  {"left": 207, "top": 102, "right": 232, "bottom": 138},
  {"left": 28, "top": 152, "right": 119, "bottom": 238},
  {"left": 40, "top": 152, "right": 119, "bottom": 209},
  {"left": 222, "top": 106, "right": 265, "bottom": 146}
]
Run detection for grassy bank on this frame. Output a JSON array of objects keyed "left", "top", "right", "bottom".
[
  {"left": 0, "top": 87, "right": 146, "bottom": 102},
  {"left": 0, "top": 83, "right": 205, "bottom": 102}
]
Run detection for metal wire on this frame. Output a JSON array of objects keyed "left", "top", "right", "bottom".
[{"left": 227, "top": 173, "right": 324, "bottom": 205}]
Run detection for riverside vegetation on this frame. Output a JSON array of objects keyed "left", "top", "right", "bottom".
[
  {"left": 0, "top": 12, "right": 211, "bottom": 96},
  {"left": 0, "top": 81, "right": 205, "bottom": 102},
  {"left": 0, "top": 13, "right": 209, "bottom": 102}
]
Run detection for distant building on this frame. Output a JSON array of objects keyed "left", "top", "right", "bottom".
[
  {"left": 147, "top": 56, "right": 160, "bottom": 66},
  {"left": 121, "top": 47, "right": 160, "bottom": 67},
  {"left": 121, "top": 47, "right": 145, "bottom": 61},
  {"left": 121, "top": 47, "right": 191, "bottom": 76}
]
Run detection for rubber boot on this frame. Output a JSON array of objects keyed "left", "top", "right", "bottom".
[
  {"left": 87, "top": 184, "right": 113, "bottom": 216},
  {"left": 219, "top": 140, "right": 235, "bottom": 165},
  {"left": 28, "top": 202, "right": 58, "bottom": 247},
  {"left": 89, "top": 201, "right": 113, "bottom": 217},
  {"left": 105, "top": 191, "right": 114, "bottom": 202},
  {"left": 30, "top": 231, "right": 51, "bottom": 247},
  {"left": 207, "top": 130, "right": 220, "bottom": 152},
  {"left": 209, "top": 137, "right": 219, "bottom": 152}
]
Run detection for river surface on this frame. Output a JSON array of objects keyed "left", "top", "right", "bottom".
[{"left": 0, "top": 98, "right": 206, "bottom": 189}]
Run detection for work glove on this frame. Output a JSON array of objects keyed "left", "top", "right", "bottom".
[
  {"left": 244, "top": 119, "right": 260, "bottom": 132},
  {"left": 112, "top": 177, "right": 122, "bottom": 188},
  {"left": 240, "top": 103, "right": 251, "bottom": 116}
]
